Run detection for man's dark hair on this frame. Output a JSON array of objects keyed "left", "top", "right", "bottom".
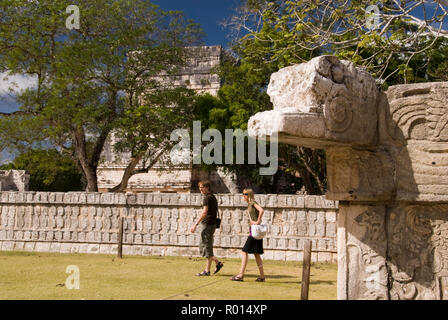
[{"left": 199, "top": 180, "right": 211, "bottom": 190}]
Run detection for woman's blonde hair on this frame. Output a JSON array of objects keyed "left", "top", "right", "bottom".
[{"left": 243, "top": 188, "right": 255, "bottom": 202}]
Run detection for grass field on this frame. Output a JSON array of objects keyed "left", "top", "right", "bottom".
[{"left": 0, "top": 251, "right": 337, "bottom": 300}]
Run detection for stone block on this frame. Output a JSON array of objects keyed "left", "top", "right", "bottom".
[
  {"left": 55, "top": 231, "right": 63, "bottom": 241},
  {"left": 13, "top": 241, "right": 25, "bottom": 250},
  {"left": 99, "top": 244, "right": 112, "bottom": 254},
  {"left": 127, "top": 193, "right": 137, "bottom": 205},
  {"left": 178, "top": 194, "right": 190, "bottom": 205},
  {"left": 277, "top": 195, "right": 289, "bottom": 208},
  {"left": 218, "top": 194, "right": 233, "bottom": 207},
  {"left": 8, "top": 193, "right": 17, "bottom": 203},
  {"left": 24, "top": 231, "right": 32, "bottom": 240},
  {"left": 326, "top": 211, "right": 337, "bottom": 223},
  {"left": 265, "top": 194, "right": 277, "bottom": 208},
  {"left": 24, "top": 242, "right": 35, "bottom": 252},
  {"left": 317, "top": 252, "right": 332, "bottom": 263},
  {"left": 114, "top": 193, "right": 126, "bottom": 205},
  {"left": 48, "top": 193, "right": 58, "bottom": 204},
  {"left": 46, "top": 231, "right": 54, "bottom": 241},
  {"left": 232, "top": 194, "right": 246, "bottom": 207},
  {"left": 304, "top": 196, "right": 316, "bottom": 209},
  {"left": 87, "top": 244, "right": 100, "bottom": 254},
  {"left": 136, "top": 193, "right": 146, "bottom": 205},
  {"left": 87, "top": 193, "right": 100, "bottom": 204},
  {"left": 153, "top": 194, "right": 162, "bottom": 205},
  {"left": 288, "top": 239, "right": 298, "bottom": 250},
  {"left": 25, "top": 192, "right": 35, "bottom": 203},
  {"left": 77, "top": 193, "right": 87, "bottom": 204},
  {"left": 296, "top": 196, "right": 305, "bottom": 208},
  {"left": 60, "top": 243, "right": 72, "bottom": 253},
  {"left": 49, "top": 242, "right": 61, "bottom": 253},
  {"left": 15, "top": 231, "right": 24, "bottom": 240},
  {"left": 326, "top": 222, "right": 336, "bottom": 237},
  {"left": 79, "top": 244, "right": 89, "bottom": 253},
  {"left": 273, "top": 251, "right": 286, "bottom": 261},
  {"left": 276, "top": 238, "right": 286, "bottom": 249},
  {"left": 168, "top": 193, "right": 180, "bottom": 205},
  {"left": 293, "top": 251, "right": 304, "bottom": 262},
  {"left": 35, "top": 242, "right": 51, "bottom": 252},
  {"left": 253, "top": 195, "right": 265, "bottom": 207},
  {"left": 317, "top": 239, "right": 327, "bottom": 251},
  {"left": 1, "top": 192, "right": 9, "bottom": 203},
  {"left": 140, "top": 193, "right": 152, "bottom": 205},
  {"left": 150, "top": 246, "right": 163, "bottom": 256},
  {"left": 100, "top": 193, "right": 114, "bottom": 205},
  {"left": 101, "top": 232, "right": 110, "bottom": 242},
  {"left": 263, "top": 250, "right": 274, "bottom": 260}
]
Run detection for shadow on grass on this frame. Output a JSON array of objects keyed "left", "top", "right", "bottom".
[
  {"left": 271, "top": 280, "right": 336, "bottom": 285},
  {"left": 217, "top": 273, "right": 296, "bottom": 279}
]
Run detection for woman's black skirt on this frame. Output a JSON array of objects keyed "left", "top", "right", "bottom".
[{"left": 242, "top": 227, "right": 264, "bottom": 254}]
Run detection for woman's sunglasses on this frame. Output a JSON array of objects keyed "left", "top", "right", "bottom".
[{"left": 243, "top": 193, "right": 249, "bottom": 196}]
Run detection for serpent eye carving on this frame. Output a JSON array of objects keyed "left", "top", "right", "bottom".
[{"left": 324, "top": 94, "right": 353, "bottom": 133}]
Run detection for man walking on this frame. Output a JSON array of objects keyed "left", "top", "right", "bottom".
[{"left": 190, "top": 180, "right": 224, "bottom": 276}]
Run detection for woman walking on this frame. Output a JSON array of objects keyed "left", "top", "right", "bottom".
[{"left": 230, "top": 189, "right": 265, "bottom": 282}]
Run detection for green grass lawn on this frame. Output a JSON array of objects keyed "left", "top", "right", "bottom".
[{"left": 0, "top": 251, "right": 337, "bottom": 300}]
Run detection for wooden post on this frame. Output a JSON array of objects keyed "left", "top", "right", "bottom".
[
  {"left": 301, "top": 240, "right": 312, "bottom": 300},
  {"left": 117, "top": 216, "right": 124, "bottom": 259}
]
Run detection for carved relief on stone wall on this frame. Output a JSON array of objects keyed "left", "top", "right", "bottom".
[
  {"left": 385, "top": 83, "right": 448, "bottom": 202},
  {"left": 341, "top": 204, "right": 388, "bottom": 300},
  {"left": 387, "top": 204, "right": 448, "bottom": 300},
  {"left": 326, "top": 147, "right": 394, "bottom": 201}
]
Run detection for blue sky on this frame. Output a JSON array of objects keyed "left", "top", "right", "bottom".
[{"left": 151, "top": 0, "right": 240, "bottom": 48}]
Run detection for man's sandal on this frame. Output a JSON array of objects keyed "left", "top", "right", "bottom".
[
  {"left": 230, "top": 275, "right": 244, "bottom": 281},
  {"left": 214, "top": 261, "right": 224, "bottom": 274},
  {"left": 196, "top": 270, "right": 211, "bottom": 276},
  {"left": 255, "top": 277, "right": 265, "bottom": 282}
]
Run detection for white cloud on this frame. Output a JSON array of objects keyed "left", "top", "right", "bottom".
[
  {"left": 0, "top": 72, "right": 37, "bottom": 113},
  {"left": 0, "top": 72, "right": 37, "bottom": 96}
]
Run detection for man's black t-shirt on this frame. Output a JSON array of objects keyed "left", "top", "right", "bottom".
[{"left": 202, "top": 193, "right": 218, "bottom": 225}]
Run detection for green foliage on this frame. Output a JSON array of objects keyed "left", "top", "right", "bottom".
[
  {"left": 218, "top": 0, "right": 448, "bottom": 194},
  {"left": 230, "top": 0, "right": 448, "bottom": 87},
  {"left": 0, "top": 0, "right": 203, "bottom": 191},
  {"left": 0, "top": 149, "right": 83, "bottom": 191}
]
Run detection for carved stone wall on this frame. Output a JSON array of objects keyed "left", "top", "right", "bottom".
[
  {"left": 0, "top": 170, "right": 29, "bottom": 191},
  {"left": 0, "top": 192, "right": 338, "bottom": 262},
  {"left": 248, "top": 56, "right": 448, "bottom": 299}
]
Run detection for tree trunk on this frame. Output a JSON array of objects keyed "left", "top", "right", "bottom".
[
  {"left": 109, "top": 147, "right": 168, "bottom": 193},
  {"left": 73, "top": 126, "right": 99, "bottom": 192},
  {"left": 109, "top": 155, "right": 142, "bottom": 193}
]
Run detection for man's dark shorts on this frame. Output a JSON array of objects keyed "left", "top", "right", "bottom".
[{"left": 199, "top": 223, "right": 216, "bottom": 257}]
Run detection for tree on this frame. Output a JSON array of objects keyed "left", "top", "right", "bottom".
[
  {"left": 219, "top": 0, "right": 448, "bottom": 194},
  {"left": 0, "top": 149, "right": 84, "bottom": 191},
  {"left": 228, "top": 0, "right": 448, "bottom": 86},
  {"left": 0, "top": 0, "right": 203, "bottom": 192}
]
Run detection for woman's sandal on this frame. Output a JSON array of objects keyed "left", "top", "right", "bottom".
[
  {"left": 196, "top": 270, "right": 211, "bottom": 276},
  {"left": 230, "top": 275, "right": 244, "bottom": 281},
  {"left": 255, "top": 277, "right": 265, "bottom": 282}
]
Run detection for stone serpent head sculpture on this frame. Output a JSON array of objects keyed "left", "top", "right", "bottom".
[{"left": 248, "top": 56, "right": 448, "bottom": 203}]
